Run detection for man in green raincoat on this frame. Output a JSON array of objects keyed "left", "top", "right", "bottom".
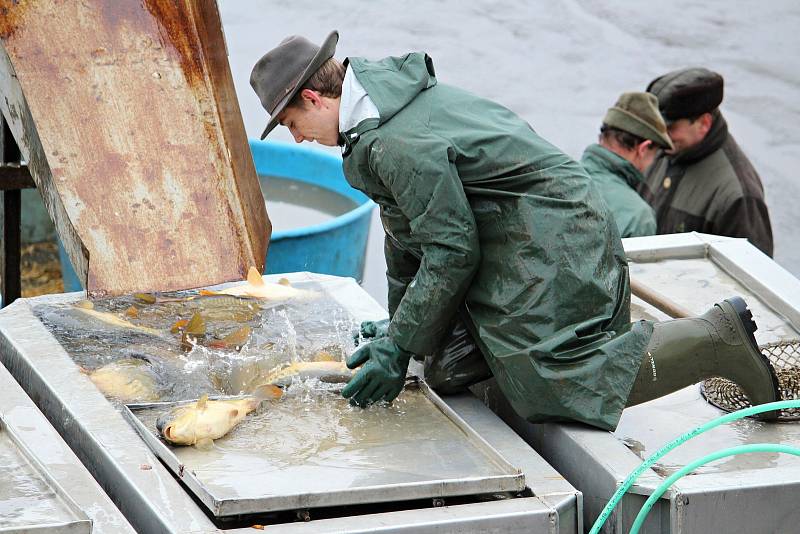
[
  {"left": 250, "top": 31, "right": 779, "bottom": 430},
  {"left": 581, "top": 92, "right": 672, "bottom": 238}
]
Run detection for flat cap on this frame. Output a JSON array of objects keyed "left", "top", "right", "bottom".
[
  {"left": 646, "top": 67, "right": 723, "bottom": 123},
  {"left": 603, "top": 92, "right": 674, "bottom": 149}
]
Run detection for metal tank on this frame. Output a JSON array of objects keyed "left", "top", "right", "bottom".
[
  {"left": 0, "top": 272, "right": 581, "bottom": 534},
  {"left": 477, "top": 232, "right": 800, "bottom": 533},
  {"left": 0, "top": 352, "right": 134, "bottom": 533}
]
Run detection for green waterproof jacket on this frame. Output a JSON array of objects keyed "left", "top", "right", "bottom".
[
  {"left": 341, "top": 53, "right": 653, "bottom": 430},
  {"left": 580, "top": 144, "right": 656, "bottom": 238}
]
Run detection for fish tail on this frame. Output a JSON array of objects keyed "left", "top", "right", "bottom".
[{"left": 252, "top": 383, "right": 283, "bottom": 402}]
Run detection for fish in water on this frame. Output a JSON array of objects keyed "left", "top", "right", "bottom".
[
  {"left": 206, "top": 326, "right": 251, "bottom": 351},
  {"left": 86, "top": 357, "right": 161, "bottom": 402},
  {"left": 262, "top": 360, "right": 353, "bottom": 387},
  {"left": 186, "top": 295, "right": 262, "bottom": 322},
  {"left": 132, "top": 291, "right": 262, "bottom": 322},
  {"left": 211, "top": 267, "right": 318, "bottom": 301},
  {"left": 156, "top": 385, "right": 283, "bottom": 448},
  {"left": 219, "top": 348, "right": 353, "bottom": 393},
  {"left": 73, "top": 301, "right": 162, "bottom": 336}
]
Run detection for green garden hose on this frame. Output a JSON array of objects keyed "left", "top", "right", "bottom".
[
  {"left": 629, "top": 443, "right": 800, "bottom": 534},
  {"left": 588, "top": 399, "right": 800, "bottom": 534}
]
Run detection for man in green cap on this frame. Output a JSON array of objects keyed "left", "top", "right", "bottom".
[
  {"left": 250, "top": 32, "right": 780, "bottom": 430},
  {"left": 642, "top": 67, "right": 773, "bottom": 256},
  {"left": 581, "top": 92, "right": 672, "bottom": 238}
]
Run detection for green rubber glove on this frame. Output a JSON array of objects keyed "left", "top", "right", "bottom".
[
  {"left": 341, "top": 337, "right": 413, "bottom": 407},
  {"left": 352, "top": 318, "right": 390, "bottom": 346}
]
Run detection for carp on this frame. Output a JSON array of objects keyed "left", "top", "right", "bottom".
[
  {"left": 156, "top": 385, "right": 283, "bottom": 448},
  {"left": 263, "top": 360, "right": 353, "bottom": 387},
  {"left": 73, "top": 301, "right": 162, "bottom": 336},
  {"left": 86, "top": 357, "right": 161, "bottom": 402},
  {"left": 218, "top": 355, "right": 352, "bottom": 395},
  {"left": 212, "top": 267, "right": 318, "bottom": 301},
  {"left": 175, "top": 295, "right": 262, "bottom": 323},
  {"left": 206, "top": 326, "right": 252, "bottom": 351}
]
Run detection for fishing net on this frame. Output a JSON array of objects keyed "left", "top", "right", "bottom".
[{"left": 701, "top": 340, "right": 800, "bottom": 421}]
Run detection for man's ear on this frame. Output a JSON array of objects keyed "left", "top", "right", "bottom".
[
  {"left": 300, "top": 88, "right": 323, "bottom": 108},
  {"left": 699, "top": 112, "right": 714, "bottom": 135},
  {"left": 637, "top": 139, "right": 654, "bottom": 157}
]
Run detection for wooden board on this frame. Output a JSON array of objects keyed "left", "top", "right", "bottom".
[{"left": 0, "top": 0, "right": 270, "bottom": 296}]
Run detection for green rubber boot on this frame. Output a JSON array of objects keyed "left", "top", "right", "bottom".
[{"left": 627, "top": 296, "right": 780, "bottom": 420}]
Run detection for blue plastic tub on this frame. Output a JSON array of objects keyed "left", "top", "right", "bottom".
[
  {"left": 60, "top": 140, "right": 374, "bottom": 292},
  {"left": 250, "top": 139, "right": 374, "bottom": 279}
]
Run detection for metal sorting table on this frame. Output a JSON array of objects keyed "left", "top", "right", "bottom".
[
  {"left": 125, "top": 380, "right": 524, "bottom": 517},
  {"left": 0, "top": 272, "right": 581, "bottom": 534},
  {"left": 0, "top": 356, "right": 134, "bottom": 534},
  {"left": 477, "top": 233, "right": 800, "bottom": 533}
]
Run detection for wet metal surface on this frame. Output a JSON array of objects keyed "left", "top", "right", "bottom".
[
  {"left": 0, "top": 425, "right": 91, "bottom": 533},
  {"left": 489, "top": 235, "right": 800, "bottom": 533},
  {"left": 0, "top": 380, "right": 131, "bottom": 534},
  {"left": 0, "top": 355, "right": 134, "bottom": 533},
  {"left": 629, "top": 257, "right": 799, "bottom": 344},
  {"left": 616, "top": 386, "right": 800, "bottom": 476},
  {"left": 126, "top": 380, "right": 524, "bottom": 516},
  {"left": 0, "top": 273, "right": 579, "bottom": 533},
  {"left": 0, "top": 0, "right": 268, "bottom": 296}
]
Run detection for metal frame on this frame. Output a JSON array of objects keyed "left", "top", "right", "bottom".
[
  {"left": 624, "top": 232, "right": 800, "bottom": 328},
  {"left": 0, "top": 272, "right": 581, "bottom": 534},
  {"left": 0, "top": 112, "right": 35, "bottom": 308},
  {"left": 0, "top": 352, "right": 134, "bottom": 533},
  {"left": 124, "top": 379, "right": 525, "bottom": 517},
  {"left": 0, "top": 417, "right": 92, "bottom": 534},
  {"left": 481, "top": 233, "right": 800, "bottom": 533}
]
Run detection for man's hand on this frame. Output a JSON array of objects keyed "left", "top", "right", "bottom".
[
  {"left": 352, "top": 318, "right": 390, "bottom": 346},
  {"left": 341, "top": 337, "right": 412, "bottom": 407}
]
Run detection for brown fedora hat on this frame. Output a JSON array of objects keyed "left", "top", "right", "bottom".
[{"left": 250, "top": 30, "right": 339, "bottom": 139}]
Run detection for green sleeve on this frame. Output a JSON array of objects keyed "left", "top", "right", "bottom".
[
  {"left": 384, "top": 232, "right": 420, "bottom": 318},
  {"left": 369, "top": 134, "right": 480, "bottom": 355}
]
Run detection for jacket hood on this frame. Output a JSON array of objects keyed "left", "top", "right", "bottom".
[{"left": 345, "top": 53, "right": 437, "bottom": 130}]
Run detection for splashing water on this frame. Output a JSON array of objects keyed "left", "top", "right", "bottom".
[{"left": 34, "top": 279, "right": 360, "bottom": 405}]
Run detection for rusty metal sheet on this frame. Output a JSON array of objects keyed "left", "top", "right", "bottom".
[{"left": 0, "top": 0, "right": 270, "bottom": 296}]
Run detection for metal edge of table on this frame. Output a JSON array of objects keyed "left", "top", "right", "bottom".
[
  {"left": 623, "top": 232, "right": 800, "bottom": 328},
  {"left": 0, "top": 297, "right": 223, "bottom": 534},
  {"left": 0, "top": 347, "right": 134, "bottom": 533},
  {"left": 121, "top": 380, "right": 526, "bottom": 518},
  {"left": 0, "top": 417, "right": 92, "bottom": 534}
]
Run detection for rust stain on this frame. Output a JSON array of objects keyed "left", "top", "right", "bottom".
[
  {"left": 142, "top": 0, "right": 206, "bottom": 89},
  {"left": 1, "top": 0, "right": 266, "bottom": 295},
  {"left": 0, "top": 1, "right": 25, "bottom": 40}
]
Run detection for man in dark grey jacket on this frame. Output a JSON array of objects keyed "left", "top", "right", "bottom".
[{"left": 640, "top": 68, "right": 773, "bottom": 256}]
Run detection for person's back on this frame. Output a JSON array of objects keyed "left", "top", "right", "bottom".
[
  {"left": 641, "top": 67, "right": 773, "bottom": 256},
  {"left": 343, "top": 53, "right": 648, "bottom": 428},
  {"left": 581, "top": 146, "right": 655, "bottom": 237},
  {"left": 580, "top": 92, "right": 672, "bottom": 238}
]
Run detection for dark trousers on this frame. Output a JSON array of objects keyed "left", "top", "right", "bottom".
[{"left": 423, "top": 313, "right": 494, "bottom": 394}]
